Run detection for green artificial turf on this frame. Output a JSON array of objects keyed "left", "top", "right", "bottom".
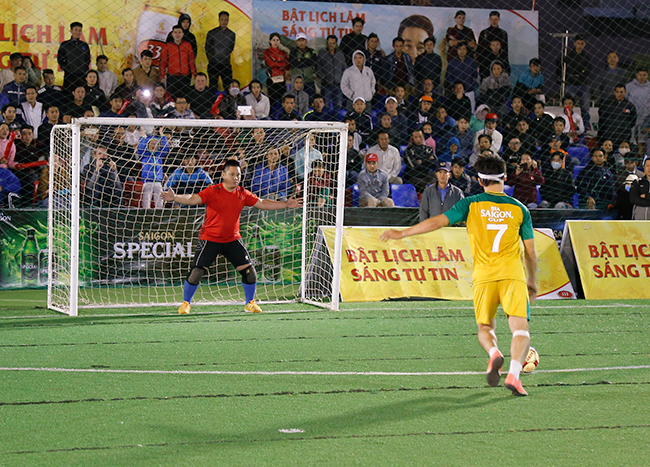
[{"left": 0, "top": 291, "right": 648, "bottom": 466}]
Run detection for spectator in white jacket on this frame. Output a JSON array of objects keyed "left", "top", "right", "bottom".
[
  {"left": 367, "top": 129, "right": 402, "bottom": 184},
  {"left": 340, "top": 50, "right": 376, "bottom": 110},
  {"left": 245, "top": 79, "right": 270, "bottom": 119}
]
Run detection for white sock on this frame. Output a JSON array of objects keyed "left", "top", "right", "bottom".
[
  {"left": 509, "top": 360, "right": 523, "bottom": 380},
  {"left": 488, "top": 347, "right": 500, "bottom": 358}
]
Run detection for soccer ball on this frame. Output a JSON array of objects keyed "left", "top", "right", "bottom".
[{"left": 522, "top": 347, "right": 539, "bottom": 373}]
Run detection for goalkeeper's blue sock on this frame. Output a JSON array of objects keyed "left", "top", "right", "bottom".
[
  {"left": 183, "top": 280, "right": 199, "bottom": 303},
  {"left": 242, "top": 282, "right": 256, "bottom": 304}
]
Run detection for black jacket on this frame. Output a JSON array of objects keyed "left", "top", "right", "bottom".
[
  {"left": 57, "top": 38, "right": 91, "bottom": 76},
  {"left": 564, "top": 49, "right": 591, "bottom": 86}
]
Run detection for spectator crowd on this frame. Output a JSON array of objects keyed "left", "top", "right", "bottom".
[{"left": 1, "top": 11, "right": 649, "bottom": 219}]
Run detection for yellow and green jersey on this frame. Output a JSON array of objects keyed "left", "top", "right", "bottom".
[{"left": 444, "top": 191, "right": 534, "bottom": 285}]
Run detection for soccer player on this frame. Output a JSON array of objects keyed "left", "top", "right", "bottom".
[
  {"left": 162, "top": 159, "right": 302, "bottom": 314},
  {"left": 380, "top": 155, "right": 537, "bottom": 396}
]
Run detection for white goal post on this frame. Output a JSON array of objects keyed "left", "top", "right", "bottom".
[{"left": 48, "top": 117, "right": 348, "bottom": 316}]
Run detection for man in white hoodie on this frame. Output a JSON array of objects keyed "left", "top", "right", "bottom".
[
  {"left": 340, "top": 50, "right": 376, "bottom": 111},
  {"left": 625, "top": 68, "right": 650, "bottom": 145}
]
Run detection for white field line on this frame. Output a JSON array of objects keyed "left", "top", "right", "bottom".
[
  {"left": 1, "top": 303, "right": 646, "bottom": 320},
  {"left": 0, "top": 365, "right": 649, "bottom": 377}
]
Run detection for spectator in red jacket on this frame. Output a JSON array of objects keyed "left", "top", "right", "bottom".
[
  {"left": 508, "top": 153, "right": 545, "bottom": 209},
  {"left": 160, "top": 25, "right": 197, "bottom": 98},
  {"left": 264, "top": 33, "right": 290, "bottom": 108}
]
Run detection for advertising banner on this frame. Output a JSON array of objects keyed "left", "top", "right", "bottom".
[
  {"left": 253, "top": 1, "right": 538, "bottom": 79},
  {"left": 321, "top": 226, "right": 574, "bottom": 302},
  {"left": 0, "top": 0, "right": 253, "bottom": 86},
  {"left": 565, "top": 220, "right": 650, "bottom": 300},
  {"left": 0, "top": 207, "right": 301, "bottom": 290}
]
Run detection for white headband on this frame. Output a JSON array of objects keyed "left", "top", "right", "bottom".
[{"left": 478, "top": 172, "right": 506, "bottom": 181}]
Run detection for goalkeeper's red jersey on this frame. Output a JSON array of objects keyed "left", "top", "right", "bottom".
[{"left": 198, "top": 184, "right": 259, "bottom": 243}]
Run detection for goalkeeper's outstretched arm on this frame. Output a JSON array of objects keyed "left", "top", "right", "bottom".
[
  {"left": 162, "top": 188, "right": 203, "bottom": 206},
  {"left": 254, "top": 196, "right": 303, "bottom": 211}
]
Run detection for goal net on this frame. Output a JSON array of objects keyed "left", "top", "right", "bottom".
[{"left": 48, "top": 118, "right": 347, "bottom": 316}]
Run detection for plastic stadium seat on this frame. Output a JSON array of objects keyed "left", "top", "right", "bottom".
[
  {"left": 400, "top": 145, "right": 408, "bottom": 155},
  {"left": 568, "top": 146, "right": 590, "bottom": 165},
  {"left": 338, "top": 109, "right": 348, "bottom": 121},
  {"left": 399, "top": 163, "right": 406, "bottom": 178},
  {"left": 573, "top": 165, "right": 584, "bottom": 179},
  {"left": 504, "top": 185, "right": 515, "bottom": 196},
  {"left": 391, "top": 184, "right": 419, "bottom": 207},
  {"left": 370, "top": 109, "right": 379, "bottom": 126},
  {"left": 352, "top": 183, "right": 359, "bottom": 207},
  {"left": 536, "top": 185, "right": 542, "bottom": 204},
  {"left": 573, "top": 193, "right": 579, "bottom": 208}
]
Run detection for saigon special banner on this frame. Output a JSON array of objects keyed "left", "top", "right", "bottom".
[
  {"left": 0, "top": 0, "right": 252, "bottom": 87},
  {"left": 566, "top": 220, "right": 650, "bottom": 300},
  {"left": 253, "top": 2, "right": 538, "bottom": 79},
  {"left": 321, "top": 227, "right": 574, "bottom": 302}
]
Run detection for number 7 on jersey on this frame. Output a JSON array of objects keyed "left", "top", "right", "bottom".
[{"left": 487, "top": 224, "right": 508, "bottom": 252}]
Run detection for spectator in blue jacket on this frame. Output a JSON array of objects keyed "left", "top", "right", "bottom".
[
  {"left": 164, "top": 152, "right": 213, "bottom": 201},
  {"left": 1, "top": 66, "right": 27, "bottom": 105},
  {"left": 0, "top": 166, "right": 20, "bottom": 207},
  {"left": 138, "top": 134, "right": 169, "bottom": 208},
  {"left": 446, "top": 44, "right": 479, "bottom": 111},
  {"left": 251, "top": 147, "right": 291, "bottom": 200}
]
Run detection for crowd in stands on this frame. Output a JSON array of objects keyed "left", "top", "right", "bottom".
[{"left": 1, "top": 11, "right": 650, "bottom": 219}]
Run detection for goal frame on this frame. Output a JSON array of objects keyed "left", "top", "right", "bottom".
[{"left": 48, "top": 117, "right": 348, "bottom": 316}]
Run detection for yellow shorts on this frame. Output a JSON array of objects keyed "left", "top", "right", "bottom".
[{"left": 473, "top": 279, "right": 530, "bottom": 325}]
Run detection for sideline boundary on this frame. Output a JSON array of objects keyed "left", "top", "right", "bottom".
[{"left": 1, "top": 365, "right": 649, "bottom": 377}]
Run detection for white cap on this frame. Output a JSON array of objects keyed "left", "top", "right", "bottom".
[
  {"left": 385, "top": 96, "right": 398, "bottom": 104},
  {"left": 296, "top": 32, "right": 307, "bottom": 40},
  {"left": 354, "top": 96, "right": 366, "bottom": 103}
]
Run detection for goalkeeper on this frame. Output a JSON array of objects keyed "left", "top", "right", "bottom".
[{"left": 163, "top": 159, "right": 302, "bottom": 314}]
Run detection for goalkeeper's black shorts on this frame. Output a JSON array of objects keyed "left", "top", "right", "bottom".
[{"left": 190, "top": 239, "right": 252, "bottom": 270}]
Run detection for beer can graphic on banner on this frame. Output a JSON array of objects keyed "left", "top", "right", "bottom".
[{"left": 134, "top": 5, "right": 179, "bottom": 68}]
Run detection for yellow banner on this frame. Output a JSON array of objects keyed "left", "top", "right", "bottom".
[
  {"left": 0, "top": 0, "right": 252, "bottom": 86},
  {"left": 566, "top": 221, "right": 650, "bottom": 299},
  {"left": 321, "top": 227, "right": 574, "bottom": 302}
]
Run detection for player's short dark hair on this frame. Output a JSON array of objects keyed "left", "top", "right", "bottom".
[
  {"left": 45, "top": 104, "right": 59, "bottom": 112},
  {"left": 122, "top": 67, "right": 133, "bottom": 76},
  {"left": 490, "top": 11, "right": 501, "bottom": 17},
  {"left": 24, "top": 85, "right": 38, "bottom": 93},
  {"left": 475, "top": 155, "right": 506, "bottom": 183},
  {"left": 172, "top": 25, "right": 183, "bottom": 32},
  {"left": 21, "top": 124, "right": 34, "bottom": 132},
  {"left": 13, "top": 66, "right": 25, "bottom": 73},
  {"left": 140, "top": 50, "right": 154, "bottom": 58},
  {"left": 478, "top": 134, "right": 493, "bottom": 144},
  {"left": 219, "top": 11, "right": 229, "bottom": 18},
  {"left": 195, "top": 72, "right": 207, "bottom": 79},
  {"left": 326, "top": 34, "right": 337, "bottom": 42},
  {"left": 311, "top": 93, "right": 324, "bottom": 103},
  {"left": 553, "top": 116, "right": 565, "bottom": 124},
  {"left": 351, "top": 17, "right": 364, "bottom": 26},
  {"left": 397, "top": 15, "right": 433, "bottom": 39},
  {"left": 96, "top": 55, "right": 108, "bottom": 63},
  {"left": 392, "top": 37, "right": 404, "bottom": 46},
  {"left": 223, "top": 159, "right": 240, "bottom": 171},
  {"left": 70, "top": 22, "right": 83, "bottom": 29},
  {"left": 282, "top": 94, "right": 295, "bottom": 103}
]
